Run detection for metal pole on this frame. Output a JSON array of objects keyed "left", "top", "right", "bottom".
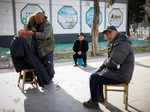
[
  {"left": 104, "top": 0, "right": 106, "bottom": 29},
  {"left": 12, "top": 0, "right": 17, "bottom": 35},
  {"left": 126, "top": 0, "right": 128, "bottom": 35},
  {"left": 49, "top": 0, "right": 52, "bottom": 24},
  {"left": 80, "top": 0, "right": 82, "bottom": 33}
]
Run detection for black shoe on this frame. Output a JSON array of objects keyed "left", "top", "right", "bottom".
[
  {"left": 83, "top": 64, "right": 87, "bottom": 67},
  {"left": 74, "top": 64, "right": 78, "bottom": 67},
  {"left": 83, "top": 99, "right": 99, "bottom": 110}
]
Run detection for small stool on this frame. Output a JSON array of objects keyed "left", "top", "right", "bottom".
[
  {"left": 77, "top": 58, "right": 83, "bottom": 66},
  {"left": 104, "top": 83, "right": 129, "bottom": 110},
  {"left": 18, "top": 69, "right": 38, "bottom": 92}
]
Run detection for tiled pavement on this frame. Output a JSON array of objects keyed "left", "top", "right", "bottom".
[{"left": 0, "top": 53, "right": 150, "bottom": 112}]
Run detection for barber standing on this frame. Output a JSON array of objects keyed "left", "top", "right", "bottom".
[{"left": 21, "top": 12, "right": 55, "bottom": 80}]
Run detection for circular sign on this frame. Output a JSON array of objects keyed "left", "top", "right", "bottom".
[
  {"left": 86, "top": 7, "right": 103, "bottom": 28},
  {"left": 20, "top": 4, "right": 43, "bottom": 24},
  {"left": 57, "top": 6, "right": 78, "bottom": 29},
  {"left": 108, "top": 8, "right": 123, "bottom": 28}
]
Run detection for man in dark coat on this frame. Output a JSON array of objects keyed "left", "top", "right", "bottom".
[
  {"left": 73, "top": 33, "right": 89, "bottom": 67},
  {"left": 83, "top": 26, "right": 135, "bottom": 109},
  {"left": 10, "top": 37, "right": 52, "bottom": 87}
]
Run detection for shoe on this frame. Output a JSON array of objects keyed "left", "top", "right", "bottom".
[
  {"left": 83, "top": 64, "right": 87, "bottom": 67},
  {"left": 83, "top": 99, "right": 99, "bottom": 110},
  {"left": 74, "top": 64, "right": 78, "bottom": 67}
]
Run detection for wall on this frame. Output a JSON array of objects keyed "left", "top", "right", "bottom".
[
  {"left": 52, "top": 0, "right": 127, "bottom": 34},
  {"left": 0, "top": 0, "right": 14, "bottom": 35},
  {"left": 0, "top": 0, "right": 127, "bottom": 45},
  {"left": 15, "top": 0, "right": 50, "bottom": 33},
  {"left": 106, "top": 3, "right": 127, "bottom": 32}
]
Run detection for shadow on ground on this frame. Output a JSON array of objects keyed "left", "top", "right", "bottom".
[
  {"left": 104, "top": 103, "right": 123, "bottom": 112},
  {"left": 78, "top": 65, "right": 97, "bottom": 73},
  {"left": 127, "top": 104, "right": 144, "bottom": 112},
  {"left": 135, "top": 62, "right": 150, "bottom": 69},
  {"left": 24, "top": 83, "right": 102, "bottom": 112}
]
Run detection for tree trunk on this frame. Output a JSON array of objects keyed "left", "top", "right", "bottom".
[
  {"left": 145, "top": 0, "right": 150, "bottom": 39},
  {"left": 91, "top": 0, "right": 100, "bottom": 56}
]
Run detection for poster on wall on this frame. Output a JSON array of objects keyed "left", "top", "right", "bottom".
[
  {"left": 108, "top": 8, "right": 123, "bottom": 28},
  {"left": 86, "top": 7, "right": 103, "bottom": 28},
  {"left": 57, "top": 6, "right": 78, "bottom": 29},
  {"left": 20, "top": 3, "right": 43, "bottom": 25}
]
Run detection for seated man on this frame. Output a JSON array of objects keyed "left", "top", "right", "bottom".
[
  {"left": 10, "top": 26, "right": 52, "bottom": 87},
  {"left": 83, "top": 26, "right": 135, "bottom": 109},
  {"left": 73, "top": 33, "right": 89, "bottom": 67}
]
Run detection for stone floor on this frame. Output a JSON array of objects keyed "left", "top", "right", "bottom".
[{"left": 0, "top": 53, "right": 150, "bottom": 112}]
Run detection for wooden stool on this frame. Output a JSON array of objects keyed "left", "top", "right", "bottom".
[
  {"left": 18, "top": 69, "right": 38, "bottom": 92},
  {"left": 104, "top": 83, "right": 129, "bottom": 110}
]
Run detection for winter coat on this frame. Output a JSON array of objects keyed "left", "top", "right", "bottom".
[
  {"left": 96, "top": 33, "right": 135, "bottom": 83},
  {"left": 73, "top": 39, "right": 89, "bottom": 54},
  {"left": 28, "top": 17, "right": 54, "bottom": 58},
  {"left": 10, "top": 37, "right": 52, "bottom": 86}
]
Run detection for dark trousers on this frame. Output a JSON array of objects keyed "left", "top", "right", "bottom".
[
  {"left": 73, "top": 53, "right": 87, "bottom": 65},
  {"left": 45, "top": 53, "right": 54, "bottom": 64},
  {"left": 90, "top": 73, "right": 122, "bottom": 103}
]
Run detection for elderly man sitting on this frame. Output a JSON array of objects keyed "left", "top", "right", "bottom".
[{"left": 83, "top": 26, "right": 135, "bottom": 109}]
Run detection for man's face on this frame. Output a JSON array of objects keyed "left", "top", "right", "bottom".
[
  {"left": 105, "top": 30, "right": 117, "bottom": 42},
  {"left": 79, "top": 35, "right": 84, "bottom": 41}
]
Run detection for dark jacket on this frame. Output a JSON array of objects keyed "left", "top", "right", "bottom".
[
  {"left": 10, "top": 37, "right": 52, "bottom": 86},
  {"left": 28, "top": 17, "right": 54, "bottom": 58},
  {"left": 96, "top": 33, "right": 135, "bottom": 83},
  {"left": 73, "top": 40, "right": 89, "bottom": 54}
]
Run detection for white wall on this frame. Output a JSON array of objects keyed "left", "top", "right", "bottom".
[
  {"left": 0, "top": 0, "right": 14, "bottom": 35},
  {"left": 0, "top": 0, "right": 127, "bottom": 36},
  {"left": 15, "top": 0, "right": 50, "bottom": 33},
  {"left": 52, "top": 0, "right": 127, "bottom": 34}
]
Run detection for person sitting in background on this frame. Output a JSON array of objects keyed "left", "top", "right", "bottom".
[{"left": 73, "top": 33, "right": 89, "bottom": 67}]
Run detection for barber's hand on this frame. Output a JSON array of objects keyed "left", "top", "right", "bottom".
[
  {"left": 27, "top": 31, "right": 34, "bottom": 36},
  {"left": 18, "top": 29, "right": 27, "bottom": 38},
  {"left": 78, "top": 51, "right": 82, "bottom": 55},
  {"left": 18, "top": 30, "right": 34, "bottom": 38}
]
